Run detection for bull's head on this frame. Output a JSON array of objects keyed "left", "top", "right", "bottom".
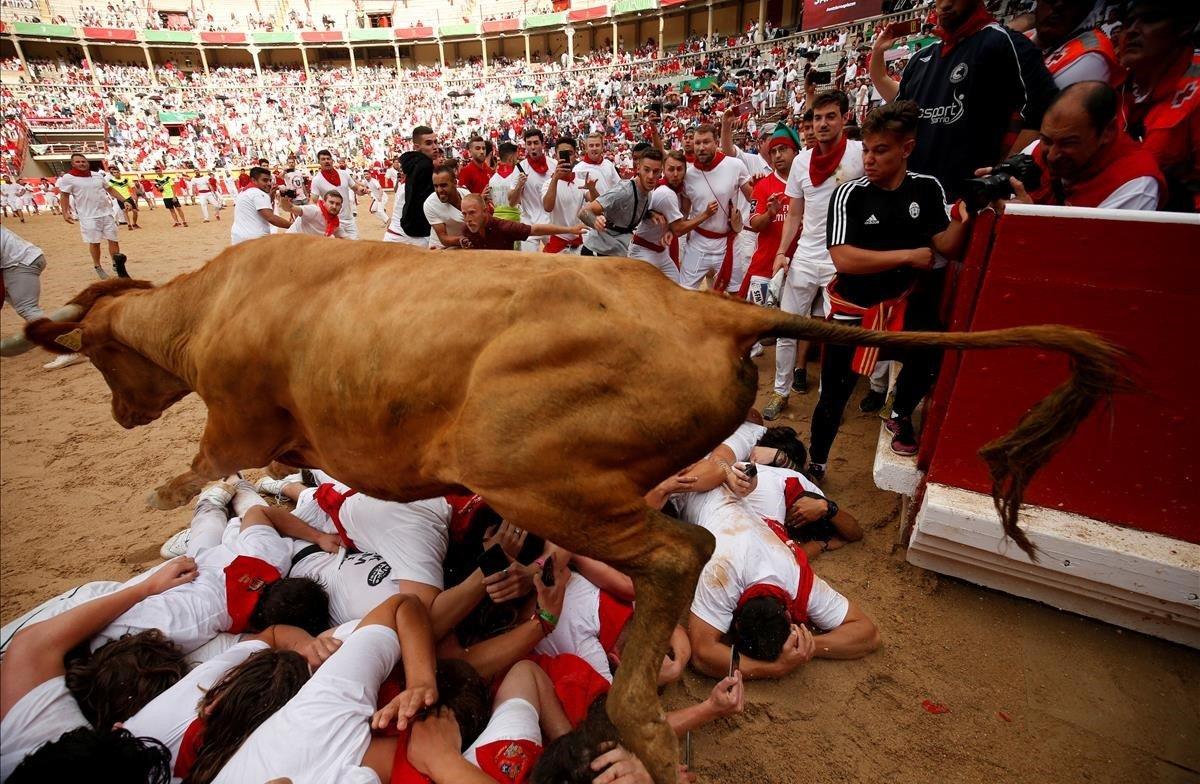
[{"left": 1, "top": 279, "right": 192, "bottom": 428}]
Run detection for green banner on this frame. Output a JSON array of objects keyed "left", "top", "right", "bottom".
[
  {"left": 252, "top": 31, "right": 299, "bottom": 44},
  {"left": 510, "top": 94, "right": 546, "bottom": 105},
  {"left": 523, "top": 12, "right": 566, "bottom": 29},
  {"left": 349, "top": 28, "right": 393, "bottom": 42},
  {"left": 143, "top": 29, "right": 196, "bottom": 43},
  {"left": 351, "top": 104, "right": 382, "bottom": 112},
  {"left": 158, "top": 111, "right": 199, "bottom": 123},
  {"left": 12, "top": 22, "right": 77, "bottom": 38},
  {"left": 613, "top": 0, "right": 657, "bottom": 14},
  {"left": 681, "top": 76, "right": 716, "bottom": 91},
  {"left": 439, "top": 22, "right": 480, "bottom": 37}
]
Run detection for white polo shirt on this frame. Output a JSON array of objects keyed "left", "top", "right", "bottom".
[
  {"left": 230, "top": 187, "right": 275, "bottom": 245},
  {"left": 784, "top": 140, "right": 865, "bottom": 266},
  {"left": 56, "top": 171, "right": 112, "bottom": 219},
  {"left": 573, "top": 156, "right": 622, "bottom": 195}
]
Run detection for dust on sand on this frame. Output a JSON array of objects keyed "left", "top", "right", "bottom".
[{"left": 2, "top": 206, "right": 1197, "bottom": 784}]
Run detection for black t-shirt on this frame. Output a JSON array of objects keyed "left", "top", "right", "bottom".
[
  {"left": 826, "top": 172, "right": 950, "bottom": 307},
  {"left": 897, "top": 25, "right": 1057, "bottom": 200},
  {"left": 399, "top": 150, "right": 435, "bottom": 238}
]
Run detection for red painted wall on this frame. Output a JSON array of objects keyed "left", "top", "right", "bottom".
[
  {"left": 82, "top": 27, "right": 138, "bottom": 41},
  {"left": 200, "top": 32, "right": 247, "bottom": 44},
  {"left": 926, "top": 210, "right": 1200, "bottom": 543}
]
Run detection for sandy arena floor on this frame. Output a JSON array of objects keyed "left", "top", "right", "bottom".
[{"left": 1, "top": 203, "right": 1197, "bottom": 784}]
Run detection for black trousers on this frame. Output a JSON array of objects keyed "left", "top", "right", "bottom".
[{"left": 809, "top": 269, "right": 947, "bottom": 464}]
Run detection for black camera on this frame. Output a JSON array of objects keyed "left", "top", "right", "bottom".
[
  {"left": 280, "top": 188, "right": 298, "bottom": 199},
  {"left": 963, "top": 153, "right": 1041, "bottom": 212}
]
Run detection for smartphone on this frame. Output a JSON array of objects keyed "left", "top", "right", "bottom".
[
  {"left": 735, "top": 100, "right": 752, "bottom": 115},
  {"left": 558, "top": 150, "right": 571, "bottom": 163},
  {"left": 540, "top": 555, "right": 556, "bottom": 587},
  {"left": 477, "top": 544, "right": 510, "bottom": 577},
  {"left": 683, "top": 731, "right": 693, "bottom": 768},
  {"left": 728, "top": 645, "right": 741, "bottom": 677},
  {"left": 742, "top": 462, "right": 758, "bottom": 478},
  {"left": 810, "top": 70, "right": 833, "bottom": 86},
  {"left": 886, "top": 18, "right": 922, "bottom": 38}
]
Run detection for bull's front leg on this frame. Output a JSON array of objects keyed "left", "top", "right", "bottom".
[{"left": 607, "top": 509, "right": 715, "bottom": 784}]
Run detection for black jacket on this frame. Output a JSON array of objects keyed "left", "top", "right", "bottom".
[{"left": 400, "top": 150, "right": 435, "bottom": 237}]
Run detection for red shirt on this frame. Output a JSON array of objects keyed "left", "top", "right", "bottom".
[
  {"left": 462, "top": 218, "right": 532, "bottom": 250},
  {"left": 738, "top": 172, "right": 789, "bottom": 298},
  {"left": 457, "top": 160, "right": 494, "bottom": 194}
]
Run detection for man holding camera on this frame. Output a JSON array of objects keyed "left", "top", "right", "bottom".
[
  {"left": 808, "top": 102, "right": 971, "bottom": 478},
  {"left": 978, "top": 81, "right": 1164, "bottom": 211},
  {"left": 280, "top": 190, "right": 349, "bottom": 237},
  {"left": 541, "top": 137, "right": 594, "bottom": 255}
]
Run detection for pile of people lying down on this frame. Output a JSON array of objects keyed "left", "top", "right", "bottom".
[{"left": 0, "top": 413, "right": 879, "bottom": 784}]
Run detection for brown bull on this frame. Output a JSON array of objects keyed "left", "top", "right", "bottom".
[{"left": 2, "top": 235, "right": 1127, "bottom": 783}]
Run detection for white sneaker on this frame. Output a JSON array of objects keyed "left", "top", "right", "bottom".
[
  {"left": 159, "top": 528, "right": 191, "bottom": 560},
  {"left": 196, "top": 482, "right": 234, "bottom": 508},
  {"left": 257, "top": 474, "right": 301, "bottom": 498},
  {"left": 750, "top": 342, "right": 764, "bottom": 358},
  {"left": 43, "top": 353, "right": 86, "bottom": 370}
]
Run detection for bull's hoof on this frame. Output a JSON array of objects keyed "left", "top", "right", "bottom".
[{"left": 146, "top": 488, "right": 186, "bottom": 511}]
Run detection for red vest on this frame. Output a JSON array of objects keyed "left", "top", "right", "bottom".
[
  {"left": 1029, "top": 134, "right": 1165, "bottom": 208},
  {"left": 1039, "top": 28, "right": 1124, "bottom": 87}
]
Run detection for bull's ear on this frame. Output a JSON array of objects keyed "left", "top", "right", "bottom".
[{"left": 25, "top": 319, "right": 86, "bottom": 355}]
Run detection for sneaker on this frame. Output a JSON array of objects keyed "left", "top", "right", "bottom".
[
  {"left": 806, "top": 462, "right": 826, "bottom": 485},
  {"left": 792, "top": 368, "right": 809, "bottom": 394},
  {"left": 159, "top": 528, "right": 191, "bottom": 559},
  {"left": 889, "top": 416, "right": 919, "bottom": 456},
  {"left": 196, "top": 481, "right": 234, "bottom": 508},
  {"left": 750, "top": 342, "right": 764, "bottom": 358},
  {"left": 112, "top": 253, "right": 128, "bottom": 278},
  {"left": 94, "top": 265, "right": 109, "bottom": 280},
  {"left": 763, "top": 392, "right": 788, "bottom": 421},
  {"left": 257, "top": 474, "right": 301, "bottom": 498},
  {"left": 860, "top": 389, "right": 886, "bottom": 413},
  {"left": 43, "top": 353, "right": 86, "bottom": 370}
]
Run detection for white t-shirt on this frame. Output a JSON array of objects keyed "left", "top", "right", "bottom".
[
  {"left": 0, "top": 676, "right": 89, "bottom": 780},
  {"left": 487, "top": 168, "right": 522, "bottom": 214},
  {"left": 541, "top": 177, "right": 587, "bottom": 242},
  {"left": 122, "top": 639, "right": 269, "bottom": 767},
  {"left": 632, "top": 184, "right": 683, "bottom": 247},
  {"left": 688, "top": 494, "right": 850, "bottom": 634},
  {"left": 387, "top": 183, "right": 407, "bottom": 236},
  {"left": 230, "top": 187, "right": 275, "bottom": 245},
  {"left": 463, "top": 698, "right": 542, "bottom": 768},
  {"left": 744, "top": 465, "right": 825, "bottom": 523},
  {"left": 96, "top": 519, "right": 292, "bottom": 654},
  {"left": 422, "top": 188, "right": 469, "bottom": 249},
  {"left": 310, "top": 169, "right": 357, "bottom": 218},
  {"left": 784, "top": 139, "right": 866, "bottom": 266},
  {"left": 282, "top": 169, "right": 309, "bottom": 200},
  {"left": 573, "top": 157, "right": 621, "bottom": 195},
  {"left": 516, "top": 158, "right": 551, "bottom": 224},
  {"left": 683, "top": 156, "right": 750, "bottom": 251},
  {"left": 56, "top": 171, "right": 112, "bottom": 219},
  {"left": 286, "top": 203, "right": 347, "bottom": 237},
  {"left": 291, "top": 547, "right": 402, "bottom": 626},
  {"left": 533, "top": 573, "right": 612, "bottom": 683},
  {"left": 1, "top": 182, "right": 21, "bottom": 203},
  {"left": 721, "top": 421, "right": 768, "bottom": 462},
  {"left": 212, "top": 623, "right": 399, "bottom": 784},
  {"left": 292, "top": 484, "right": 449, "bottom": 591},
  {"left": 0, "top": 227, "right": 44, "bottom": 269}
]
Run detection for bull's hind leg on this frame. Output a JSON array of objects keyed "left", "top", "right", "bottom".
[{"left": 147, "top": 409, "right": 290, "bottom": 510}]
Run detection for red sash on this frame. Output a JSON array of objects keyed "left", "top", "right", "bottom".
[
  {"left": 224, "top": 556, "right": 282, "bottom": 633},
  {"left": 474, "top": 739, "right": 544, "bottom": 783},
  {"left": 696, "top": 226, "right": 737, "bottom": 292},
  {"left": 596, "top": 590, "right": 635, "bottom": 655},
  {"left": 1029, "top": 134, "right": 1165, "bottom": 208},
  {"left": 543, "top": 235, "right": 582, "bottom": 253},
  {"left": 390, "top": 728, "right": 433, "bottom": 784},
  {"left": 528, "top": 653, "right": 610, "bottom": 727},
  {"left": 736, "top": 518, "right": 815, "bottom": 626},
  {"left": 631, "top": 234, "right": 666, "bottom": 254},
  {"left": 173, "top": 716, "right": 205, "bottom": 780},
  {"left": 314, "top": 483, "right": 360, "bottom": 550},
  {"left": 825, "top": 277, "right": 911, "bottom": 376}
]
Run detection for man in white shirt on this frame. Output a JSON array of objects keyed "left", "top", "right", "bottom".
[
  {"left": 541, "top": 137, "right": 591, "bottom": 254},
  {"left": 680, "top": 124, "right": 753, "bottom": 290},
  {"left": 56, "top": 153, "right": 128, "bottom": 280},
  {"left": 231, "top": 166, "right": 293, "bottom": 245},
  {"left": 2, "top": 176, "right": 26, "bottom": 223},
  {"left": 423, "top": 166, "right": 469, "bottom": 249},
  {"left": 573, "top": 132, "right": 622, "bottom": 195},
  {"left": 282, "top": 190, "right": 348, "bottom": 237},
  {"left": 720, "top": 112, "right": 774, "bottom": 296},
  {"left": 194, "top": 171, "right": 223, "bottom": 222},
  {"left": 766, "top": 90, "right": 865, "bottom": 418},
  {"left": 1, "top": 227, "right": 46, "bottom": 322},
  {"left": 628, "top": 151, "right": 718, "bottom": 283},
  {"left": 282, "top": 154, "right": 310, "bottom": 205},
  {"left": 487, "top": 141, "right": 525, "bottom": 223},
  {"left": 309, "top": 149, "right": 369, "bottom": 239},
  {"left": 517, "top": 128, "right": 553, "bottom": 251}
]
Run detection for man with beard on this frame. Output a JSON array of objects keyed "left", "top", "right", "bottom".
[
  {"left": 678, "top": 124, "right": 753, "bottom": 290},
  {"left": 514, "top": 128, "right": 552, "bottom": 251},
  {"left": 1026, "top": 0, "right": 1122, "bottom": 88},
  {"left": 982, "top": 81, "right": 1164, "bottom": 210},
  {"left": 423, "top": 165, "right": 469, "bottom": 249},
  {"left": 458, "top": 136, "right": 494, "bottom": 195},
  {"left": 309, "top": 149, "right": 369, "bottom": 239}
]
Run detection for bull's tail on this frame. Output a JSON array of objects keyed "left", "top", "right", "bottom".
[{"left": 740, "top": 307, "right": 1133, "bottom": 558}]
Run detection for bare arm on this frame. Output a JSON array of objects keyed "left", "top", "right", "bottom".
[
  {"left": 430, "top": 222, "right": 463, "bottom": 247},
  {"left": 869, "top": 31, "right": 900, "bottom": 103},
  {"left": 577, "top": 199, "right": 603, "bottom": 227},
  {"left": 720, "top": 109, "right": 736, "bottom": 156},
  {"left": 748, "top": 193, "right": 781, "bottom": 232},
  {"left": 572, "top": 555, "right": 634, "bottom": 600},
  {"left": 687, "top": 614, "right": 798, "bottom": 680},
  {"left": 810, "top": 603, "right": 881, "bottom": 659},
  {"left": 541, "top": 179, "right": 559, "bottom": 213},
  {"left": 669, "top": 200, "right": 719, "bottom": 236},
  {"left": 58, "top": 192, "right": 72, "bottom": 221},
  {"left": 931, "top": 210, "right": 971, "bottom": 260},
  {"left": 529, "top": 221, "right": 584, "bottom": 237},
  {"left": 773, "top": 195, "right": 805, "bottom": 273},
  {"left": 258, "top": 207, "right": 293, "bottom": 229},
  {"left": 507, "top": 175, "right": 525, "bottom": 206}
]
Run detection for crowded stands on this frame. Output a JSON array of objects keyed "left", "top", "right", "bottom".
[{"left": 1, "top": 0, "right": 1197, "bottom": 781}]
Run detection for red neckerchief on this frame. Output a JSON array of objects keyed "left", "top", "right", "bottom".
[
  {"left": 583, "top": 154, "right": 604, "bottom": 165},
  {"left": 318, "top": 199, "right": 341, "bottom": 236},
  {"left": 559, "top": 170, "right": 576, "bottom": 184},
  {"left": 314, "top": 483, "right": 360, "bottom": 550},
  {"left": 1030, "top": 134, "right": 1165, "bottom": 208},
  {"left": 390, "top": 727, "right": 433, "bottom": 784},
  {"left": 935, "top": 3, "right": 995, "bottom": 56},
  {"left": 735, "top": 518, "right": 814, "bottom": 625},
  {"left": 809, "top": 134, "right": 848, "bottom": 187},
  {"left": 62, "top": 169, "right": 94, "bottom": 178},
  {"left": 525, "top": 153, "right": 548, "bottom": 175},
  {"left": 320, "top": 168, "right": 341, "bottom": 187},
  {"left": 445, "top": 493, "right": 487, "bottom": 545},
  {"left": 173, "top": 716, "right": 206, "bottom": 780},
  {"left": 692, "top": 151, "right": 726, "bottom": 172},
  {"left": 685, "top": 153, "right": 696, "bottom": 164},
  {"left": 497, "top": 163, "right": 516, "bottom": 178},
  {"left": 223, "top": 556, "right": 282, "bottom": 633}
]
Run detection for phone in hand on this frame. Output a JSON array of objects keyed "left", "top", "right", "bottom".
[
  {"left": 742, "top": 462, "right": 758, "bottom": 478},
  {"left": 477, "top": 544, "right": 510, "bottom": 577},
  {"left": 885, "top": 18, "right": 922, "bottom": 39},
  {"left": 810, "top": 69, "right": 833, "bottom": 85},
  {"left": 540, "top": 555, "right": 556, "bottom": 587},
  {"left": 558, "top": 150, "right": 571, "bottom": 163},
  {"left": 729, "top": 644, "right": 741, "bottom": 678}
]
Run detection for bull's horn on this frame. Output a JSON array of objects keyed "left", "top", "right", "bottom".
[{"left": 0, "top": 303, "right": 85, "bottom": 357}]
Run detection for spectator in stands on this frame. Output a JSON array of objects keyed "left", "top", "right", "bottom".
[
  {"left": 1027, "top": 0, "right": 1123, "bottom": 88},
  {"left": 986, "top": 81, "right": 1164, "bottom": 210},
  {"left": 1118, "top": 0, "right": 1200, "bottom": 212},
  {"left": 869, "top": 0, "right": 1058, "bottom": 201}
]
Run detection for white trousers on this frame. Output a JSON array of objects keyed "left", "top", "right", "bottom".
[{"left": 773, "top": 259, "right": 835, "bottom": 396}]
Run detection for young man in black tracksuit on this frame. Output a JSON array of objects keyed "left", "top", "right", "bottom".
[
  {"left": 808, "top": 102, "right": 971, "bottom": 481},
  {"left": 398, "top": 125, "right": 439, "bottom": 247}
]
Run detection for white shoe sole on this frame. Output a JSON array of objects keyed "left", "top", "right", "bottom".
[{"left": 159, "top": 528, "right": 191, "bottom": 559}]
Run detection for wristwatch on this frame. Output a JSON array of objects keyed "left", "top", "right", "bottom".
[{"left": 820, "top": 498, "right": 839, "bottom": 522}]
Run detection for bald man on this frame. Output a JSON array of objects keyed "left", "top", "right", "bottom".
[
  {"left": 979, "top": 81, "right": 1165, "bottom": 210},
  {"left": 459, "top": 194, "right": 585, "bottom": 251}
]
